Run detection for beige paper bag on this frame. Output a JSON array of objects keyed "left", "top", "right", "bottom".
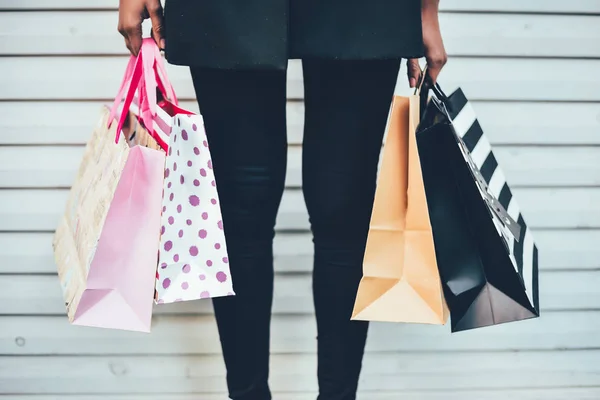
[{"left": 352, "top": 95, "right": 448, "bottom": 324}]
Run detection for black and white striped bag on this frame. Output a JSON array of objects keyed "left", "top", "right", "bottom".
[{"left": 417, "top": 85, "right": 540, "bottom": 332}]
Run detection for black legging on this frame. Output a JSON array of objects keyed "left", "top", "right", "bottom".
[{"left": 191, "top": 59, "right": 401, "bottom": 400}]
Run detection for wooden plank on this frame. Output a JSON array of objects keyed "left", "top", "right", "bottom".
[
  {"left": 440, "top": 0, "right": 600, "bottom": 13},
  {"left": 3, "top": 57, "right": 600, "bottom": 101},
  {"left": 0, "top": 270, "right": 597, "bottom": 315},
  {"left": 4, "top": 390, "right": 600, "bottom": 400},
  {"left": 4, "top": 12, "right": 600, "bottom": 58},
  {"left": 1, "top": 311, "right": 599, "bottom": 355},
  {"left": 2, "top": 101, "right": 599, "bottom": 146},
  {"left": 2, "top": 0, "right": 599, "bottom": 13},
  {"left": 0, "top": 0, "right": 115, "bottom": 9},
  {"left": 1, "top": 351, "right": 599, "bottom": 393},
  {"left": 2, "top": 145, "right": 599, "bottom": 189},
  {"left": 0, "top": 229, "right": 597, "bottom": 275},
  {"left": 0, "top": 187, "right": 598, "bottom": 233},
  {"left": 470, "top": 102, "right": 600, "bottom": 145}
]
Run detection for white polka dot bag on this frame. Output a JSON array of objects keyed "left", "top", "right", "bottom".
[{"left": 151, "top": 103, "right": 235, "bottom": 304}]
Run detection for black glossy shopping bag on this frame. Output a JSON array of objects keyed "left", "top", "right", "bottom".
[{"left": 416, "top": 84, "right": 540, "bottom": 332}]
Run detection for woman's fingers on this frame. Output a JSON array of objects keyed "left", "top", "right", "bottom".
[
  {"left": 407, "top": 58, "right": 421, "bottom": 88},
  {"left": 148, "top": 0, "right": 166, "bottom": 50},
  {"left": 118, "top": 0, "right": 165, "bottom": 55}
]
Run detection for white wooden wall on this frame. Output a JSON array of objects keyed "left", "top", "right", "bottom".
[{"left": 1, "top": 0, "right": 600, "bottom": 398}]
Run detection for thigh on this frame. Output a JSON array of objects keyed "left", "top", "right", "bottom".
[
  {"left": 301, "top": 59, "right": 401, "bottom": 239},
  {"left": 190, "top": 67, "right": 288, "bottom": 240}
]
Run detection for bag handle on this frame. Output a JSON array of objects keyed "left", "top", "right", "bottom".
[
  {"left": 151, "top": 43, "right": 178, "bottom": 106},
  {"left": 108, "top": 39, "right": 177, "bottom": 148},
  {"left": 417, "top": 65, "right": 452, "bottom": 118}
]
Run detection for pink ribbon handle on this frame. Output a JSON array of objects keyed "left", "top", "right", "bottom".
[
  {"left": 152, "top": 43, "right": 178, "bottom": 105},
  {"left": 107, "top": 54, "right": 137, "bottom": 128},
  {"left": 108, "top": 38, "right": 179, "bottom": 145},
  {"left": 112, "top": 53, "right": 145, "bottom": 144}
]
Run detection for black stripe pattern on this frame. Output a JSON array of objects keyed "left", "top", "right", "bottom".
[{"left": 445, "top": 88, "right": 539, "bottom": 315}]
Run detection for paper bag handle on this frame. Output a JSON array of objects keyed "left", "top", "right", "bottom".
[{"left": 108, "top": 39, "right": 178, "bottom": 145}]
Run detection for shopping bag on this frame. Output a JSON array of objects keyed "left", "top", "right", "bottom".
[
  {"left": 123, "top": 39, "right": 235, "bottom": 303},
  {"left": 351, "top": 94, "right": 448, "bottom": 324},
  {"left": 52, "top": 39, "right": 170, "bottom": 332},
  {"left": 53, "top": 108, "right": 165, "bottom": 332},
  {"left": 153, "top": 102, "right": 235, "bottom": 304},
  {"left": 417, "top": 83, "right": 540, "bottom": 332}
]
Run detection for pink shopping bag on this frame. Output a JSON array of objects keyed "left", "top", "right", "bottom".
[{"left": 53, "top": 39, "right": 172, "bottom": 332}]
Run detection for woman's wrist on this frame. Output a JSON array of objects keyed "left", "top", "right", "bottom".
[
  {"left": 421, "top": 0, "right": 440, "bottom": 12},
  {"left": 421, "top": 0, "right": 440, "bottom": 23}
]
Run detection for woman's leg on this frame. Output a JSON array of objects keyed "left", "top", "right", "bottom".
[
  {"left": 190, "top": 67, "right": 288, "bottom": 400},
  {"left": 301, "top": 59, "right": 401, "bottom": 400}
]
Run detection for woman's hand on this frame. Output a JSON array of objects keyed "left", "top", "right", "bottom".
[
  {"left": 408, "top": 0, "right": 447, "bottom": 88},
  {"left": 118, "top": 0, "right": 165, "bottom": 56}
]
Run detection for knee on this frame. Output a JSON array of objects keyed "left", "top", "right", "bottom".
[
  {"left": 218, "top": 165, "right": 286, "bottom": 240},
  {"left": 305, "top": 183, "right": 374, "bottom": 242}
]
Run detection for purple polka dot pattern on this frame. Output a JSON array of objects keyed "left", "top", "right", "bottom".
[
  {"left": 156, "top": 115, "right": 235, "bottom": 304},
  {"left": 216, "top": 271, "right": 228, "bottom": 282},
  {"left": 189, "top": 195, "right": 200, "bottom": 206}
]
